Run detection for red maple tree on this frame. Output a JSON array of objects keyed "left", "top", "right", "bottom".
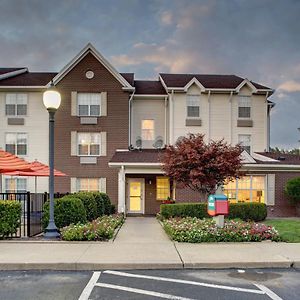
[{"left": 161, "top": 134, "right": 243, "bottom": 197}]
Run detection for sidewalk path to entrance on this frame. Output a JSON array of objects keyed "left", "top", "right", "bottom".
[{"left": 0, "top": 217, "right": 300, "bottom": 271}]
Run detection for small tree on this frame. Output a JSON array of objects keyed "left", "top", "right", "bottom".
[
  {"left": 285, "top": 177, "right": 300, "bottom": 204},
  {"left": 161, "top": 134, "right": 243, "bottom": 197}
]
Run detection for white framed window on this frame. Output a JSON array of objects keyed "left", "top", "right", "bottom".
[
  {"left": 76, "top": 178, "right": 99, "bottom": 192},
  {"left": 5, "top": 133, "right": 27, "bottom": 155},
  {"left": 187, "top": 94, "right": 200, "bottom": 118},
  {"left": 223, "top": 176, "right": 265, "bottom": 203},
  {"left": 77, "top": 132, "right": 101, "bottom": 156},
  {"left": 5, "top": 178, "right": 27, "bottom": 193},
  {"left": 5, "top": 93, "right": 27, "bottom": 116},
  {"left": 238, "top": 96, "right": 251, "bottom": 119},
  {"left": 238, "top": 134, "right": 251, "bottom": 154},
  {"left": 141, "top": 119, "right": 155, "bottom": 141},
  {"left": 77, "top": 93, "right": 101, "bottom": 116}
]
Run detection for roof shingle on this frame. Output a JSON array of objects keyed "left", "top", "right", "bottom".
[
  {"left": 134, "top": 80, "right": 167, "bottom": 95},
  {"left": 0, "top": 72, "right": 57, "bottom": 86}
]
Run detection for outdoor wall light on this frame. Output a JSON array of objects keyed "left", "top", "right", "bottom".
[{"left": 43, "top": 81, "right": 61, "bottom": 239}]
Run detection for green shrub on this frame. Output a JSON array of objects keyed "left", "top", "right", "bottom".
[
  {"left": 0, "top": 200, "right": 22, "bottom": 238},
  {"left": 228, "top": 202, "right": 267, "bottom": 222},
  {"left": 92, "top": 192, "right": 105, "bottom": 217},
  {"left": 100, "top": 192, "right": 112, "bottom": 215},
  {"left": 61, "top": 214, "right": 124, "bottom": 241},
  {"left": 71, "top": 192, "right": 98, "bottom": 221},
  {"left": 42, "top": 196, "right": 87, "bottom": 229},
  {"left": 285, "top": 177, "right": 300, "bottom": 204},
  {"left": 160, "top": 203, "right": 209, "bottom": 219},
  {"left": 160, "top": 202, "right": 267, "bottom": 221}
]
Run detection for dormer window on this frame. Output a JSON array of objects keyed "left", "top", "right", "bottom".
[
  {"left": 187, "top": 95, "right": 200, "bottom": 118},
  {"left": 238, "top": 96, "right": 251, "bottom": 119}
]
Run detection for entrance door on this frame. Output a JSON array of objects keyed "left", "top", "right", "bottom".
[{"left": 127, "top": 178, "right": 144, "bottom": 213}]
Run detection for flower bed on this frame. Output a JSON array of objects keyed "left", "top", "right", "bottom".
[
  {"left": 61, "top": 214, "right": 124, "bottom": 241},
  {"left": 162, "top": 217, "right": 281, "bottom": 243}
]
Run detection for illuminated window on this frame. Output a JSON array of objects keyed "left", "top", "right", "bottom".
[
  {"left": 6, "top": 93, "right": 27, "bottom": 116},
  {"left": 238, "top": 96, "right": 251, "bottom": 119},
  {"left": 77, "top": 93, "right": 101, "bottom": 116},
  {"left": 223, "top": 176, "right": 265, "bottom": 203},
  {"left": 187, "top": 95, "right": 200, "bottom": 118},
  {"left": 141, "top": 120, "right": 154, "bottom": 141},
  {"left": 156, "top": 177, "right": 170, "bottom": 200},
  {"left": 77, "top": 178, "right": 99, "bottom": 192},
  {"left": 5, "top": 178, "right": 27, "bottom": 193},
  {"left": 77, "top": 133, "right": 100, "bottom": 156},
  {"left": 5, "top": 133, "right": 27, "bottom": 155}
]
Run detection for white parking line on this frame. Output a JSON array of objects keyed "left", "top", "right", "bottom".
[
  {"left": 78, "top": 271, "right": 101, "bottom": 300},
  {"left": 95, "top": 282, "right": 196, "bottom": 300},
  {"left": 104, "top": 270, "right": 265, "bottom": 295},
  {"left": 254, "top": 284, "right": 283, "bottom": 300}
]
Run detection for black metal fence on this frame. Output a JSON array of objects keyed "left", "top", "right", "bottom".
[{"left": 0, "top": 192, "right": 48, "bottom": 237}]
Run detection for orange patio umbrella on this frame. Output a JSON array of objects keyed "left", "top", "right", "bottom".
[
  {"left": 3, "top": 160, "right": 67, "bottom": 194},
  {"left": 0, "top": 149, "right": 33, "bottom": 173}
]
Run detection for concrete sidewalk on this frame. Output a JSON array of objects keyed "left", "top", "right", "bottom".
[{"left": 0, "top": 217, "right": 299, "bottom": 271}]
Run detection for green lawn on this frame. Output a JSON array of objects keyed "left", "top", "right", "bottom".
[{"left": 264, "top": 219, "right": 300, "bottom": 242}]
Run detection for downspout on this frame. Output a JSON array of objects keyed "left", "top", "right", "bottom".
[
  {"left": 164, "top": 95, "right": 168, "bottom": 145},
  {"left": 170, "top": 90, "right": 174, "bottom": 144},
  {"left": 128, "top": 91, "right": 135, "bottom": 147},
  {"left": 265, "top": 91, "right": 270, "bottom": 151},
  {"left": 207, "top": 91, "right": 211, "bottom": 141},
  {"left": 229, "top": 91, "right": 233, "bottom": 144}
]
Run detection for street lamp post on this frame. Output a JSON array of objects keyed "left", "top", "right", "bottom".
[{"left": 43, "top": 82, "right": 61, "bottom": 239}]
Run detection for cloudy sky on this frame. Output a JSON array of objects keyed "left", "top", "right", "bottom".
[{"left": 1, "top": 0, "right": 299, "bottom": 149}]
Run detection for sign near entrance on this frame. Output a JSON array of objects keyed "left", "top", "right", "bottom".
[{"left": 207, "top": 195, "right": 216, "bottom": 216}]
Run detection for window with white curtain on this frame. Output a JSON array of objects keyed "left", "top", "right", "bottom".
[
  {"left": 238, "top": 134, "right": 251, "bottom": 154},
  {"left": 187, "top": 94, "right": 200, "bottom": 118},
  {"left": 77, "top": 132, "right": 101, "bottom": 156},
  {"left": 5, "top": 133, "right": 27, "bottom": 155},
  {"left": 77, "top": 93, "right": 101, "bottom": 116},
  {"left": 238, "top": 96, "right": 251, "bottom": 118},
  {"left": 5, "top": 93, "right": 27, "bottom": 116},
  {"left": 76, "top": 178, "right": 99, "bottom": 192},
  {"left": 141, "top": 120, "right": 155, "bottom": 141},
  {"left": 5, "top": 178, "right": 27, "bottom": 193}
]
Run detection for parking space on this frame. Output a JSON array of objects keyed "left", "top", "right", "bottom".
[{"left": 0, "top": 269, "right": 299, "bottom": 300}]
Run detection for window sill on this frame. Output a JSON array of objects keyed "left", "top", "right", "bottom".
[
  {"left": 79, "top": 156, "right": 97, "bottom": 164},
  {"left": 79, "top": 117, "right": 98, "bottom": 125},
  {"left": 7, "top": 117, "right": 25, "bottom": 125},
  {"left": 185, "top": 118, "right": 202, "bottom": 126},
  {"left": 237, "top": 119, "right": 253, "bottom": 127}
]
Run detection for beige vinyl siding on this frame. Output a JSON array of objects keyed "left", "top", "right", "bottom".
[
  {"left": 131, "top": 98, "right": 165, "bottom": 148},
  {"left": 0, "top": 92, "right": 49, "bottom": 193}
]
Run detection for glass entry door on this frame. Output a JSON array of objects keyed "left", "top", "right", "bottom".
[{"left": 127, "top": 178, "right": 144, "bottom": 213}]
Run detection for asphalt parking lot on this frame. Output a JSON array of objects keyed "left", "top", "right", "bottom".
[{"left": 0, "top": 268, "right": 299, "bottom": 300}]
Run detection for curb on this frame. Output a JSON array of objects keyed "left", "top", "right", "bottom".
[{"left": 0, "top": 261, "right": 298, "bottom": 271}]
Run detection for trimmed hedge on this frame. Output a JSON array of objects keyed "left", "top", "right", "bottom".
[
  {"left": 0, "top": 200, "right": 22, "bottom": 238},
  {"left": 42, "top": 196, "right": 87, "bottom": 229},
  {"left": 160, "top": 202, "right": 267, "bottom": 222},
  {"left": 91, "top": 192, "right": 113, "bottom": 216},
  {"left": 228, "top": 202, "right": 267, "bottom": 222},
  {"left": 160, "top": 203, "right": 208, "bottom": 219},
  {"left": 285, "top": 177, "right": 300, "bottom": 204},
  {"left": 71, "top": 192, "right": 98, "bottom": 221}
]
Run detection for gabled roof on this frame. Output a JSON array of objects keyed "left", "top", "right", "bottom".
[
  {"left": 159, "top": 73, "right": 273, "bottom": 94},
  {"left": 0, "top": 71, "right": 57, "bottom": 87},
  {"left": 52, "top": 43, "right": 134, "bottom": 90},
  {"left": 134, "top": 80, "right": 167, "bottom": 95}
]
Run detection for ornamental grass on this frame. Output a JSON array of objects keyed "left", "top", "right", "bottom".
[
  {"left": 61, "top": 214, "right": 124, "bottom": 241},
  {"left": 163, "top": 217, "right": 281, "bottom": 243}
]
